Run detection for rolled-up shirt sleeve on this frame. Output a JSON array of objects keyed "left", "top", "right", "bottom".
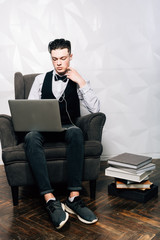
[{"left": 78, "top": 82, "right": 100, "bottom": 113}]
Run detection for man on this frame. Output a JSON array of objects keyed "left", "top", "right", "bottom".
[{"left": 25, "top": 38, "right": 100, "bottom": 229}]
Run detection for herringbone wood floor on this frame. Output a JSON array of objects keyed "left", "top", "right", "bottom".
[{"left": 0, "top": 160, "right": 160, "bottom": 240}]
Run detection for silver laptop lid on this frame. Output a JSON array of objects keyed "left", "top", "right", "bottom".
[{"left": 8, "top": 99, "right": 66, "bottom": 132}]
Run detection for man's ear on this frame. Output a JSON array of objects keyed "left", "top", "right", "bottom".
[{"left": 69, "top": 54, "right": 73, "bottom": 61}]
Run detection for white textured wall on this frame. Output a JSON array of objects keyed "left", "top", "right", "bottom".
[{"left": 0, "top": 0, "right": 160, "bottom": 164}]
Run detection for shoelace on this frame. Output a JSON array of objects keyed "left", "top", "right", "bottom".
[
  {"left": 47, "top": 201, "right": 61, "bottom": 213},
  {"left": 48, "top": 204, "right": 55, "bottom": 213},
  {"left": 75, "top": 198, "right": 86, "bottom": 208}
]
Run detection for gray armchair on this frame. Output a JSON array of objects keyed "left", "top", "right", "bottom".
[{"left": 0, "top": 72, "right": 106, "bottom": 206}]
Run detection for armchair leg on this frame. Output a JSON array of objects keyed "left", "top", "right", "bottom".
[
  {"left": 11, "top": 186, "right": 19, "bottom": 206},
  {"left": 89, "top": 180, "right": 96, "bottom": 199}
]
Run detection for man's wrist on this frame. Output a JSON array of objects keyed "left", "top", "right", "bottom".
[
  {"left": 78, "top": 78, "right": 86, "bottom": 88},
  {"left": 79, "top": 82, "right": 90, "bottom": 93}
]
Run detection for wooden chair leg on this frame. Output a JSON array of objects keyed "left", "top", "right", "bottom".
[
  {"left": 89, "top": 180, "right": 96, "bottom": 199},
  {"left": 11, "top": 186, "right": 19, "bottom": 206}
]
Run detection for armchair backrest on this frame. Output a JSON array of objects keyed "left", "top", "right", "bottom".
[{"left": 14, "top": 72, "right": 40, "bottom": 99}]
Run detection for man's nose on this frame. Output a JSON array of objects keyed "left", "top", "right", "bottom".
[{"left": 57, "top": 59, "right": 61, "bottom": 65}]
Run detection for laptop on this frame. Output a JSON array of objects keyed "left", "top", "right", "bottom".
[{"left": 8, "top": 99, "right": 67, "bottom": 132}]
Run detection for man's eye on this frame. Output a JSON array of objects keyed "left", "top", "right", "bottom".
[{"left": 61, "top": 57, "right": 67, "bottom": 60}]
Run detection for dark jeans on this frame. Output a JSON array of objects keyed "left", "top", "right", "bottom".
[{"left": 24, "top": 126, "right": 84, "bottom": 196}]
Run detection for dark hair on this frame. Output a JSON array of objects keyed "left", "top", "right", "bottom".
[{"left": 48, "top": 38, "right": 71, "bottom": 54}]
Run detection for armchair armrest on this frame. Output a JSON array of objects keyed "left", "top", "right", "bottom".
[
  {"left": 0, "top": 115, "right": 18, "bottom": 149},
  {"left": 75, "top": 112, "right": 106, "bottom": 141}
]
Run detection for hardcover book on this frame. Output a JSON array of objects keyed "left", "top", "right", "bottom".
[
  {"left": 114, "top": 163, "right": 156, "bottom": 174},
  {"left": 115, "top": 177, "right": 149, "bottom": 185},
  {"left": 108, "top": 153, "right": 152, "bottom": 169},
  {"left": 116, "top": 180, "right": 153, "bottom": 189},
  {"left": 105, "top": 166, "right": 152, "bottom": 182}
]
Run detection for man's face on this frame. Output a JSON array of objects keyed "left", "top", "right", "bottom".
[{"left": 51, "top": 48, "right": 72, "bottom": 75}]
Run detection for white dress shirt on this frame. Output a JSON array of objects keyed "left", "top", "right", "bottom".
[{"left": 28, "top": 70, "right": 100, "bottom": 113}]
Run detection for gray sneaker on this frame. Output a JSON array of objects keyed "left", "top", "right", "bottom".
[
  {"left": 46, "top": 200, "right": 69, "bottom": 229},
  {"left": 65, "top": 196, "right": 98, "bottom": 224}
]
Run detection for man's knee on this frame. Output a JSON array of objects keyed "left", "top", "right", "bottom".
[
  {"left": 65, "top": 126, "right": 83, "bottom": 142},
  {"left": 25, "top": 131, "right": 43, "bottom": 145}
]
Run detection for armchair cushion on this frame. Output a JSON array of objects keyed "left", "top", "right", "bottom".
[{"left": 2, "top": 140, "right": 102, "bottom": 165}]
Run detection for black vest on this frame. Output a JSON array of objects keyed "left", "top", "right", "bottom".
[{"left": 41, "top": 71, "right": 80, "bottom": 124}]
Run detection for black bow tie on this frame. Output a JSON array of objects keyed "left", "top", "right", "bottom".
[{"left": 54, "top": 74, "right": 67, "bottom": 82}]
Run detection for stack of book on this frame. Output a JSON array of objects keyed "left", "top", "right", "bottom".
[{"left": 105, "top": 153, "right": 158, "bottom": 202}]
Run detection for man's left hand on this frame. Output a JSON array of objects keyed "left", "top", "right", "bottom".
[{"left": 66, "top": 67, "right": 86, "bottom": 88}]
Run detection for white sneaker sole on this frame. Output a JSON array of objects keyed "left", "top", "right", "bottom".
[
  {"left": 56, "top": 203, "right": 69, "bottom": 230},
  {"left": 65, "top": 204, "right": 98, "bottom": 224}
]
